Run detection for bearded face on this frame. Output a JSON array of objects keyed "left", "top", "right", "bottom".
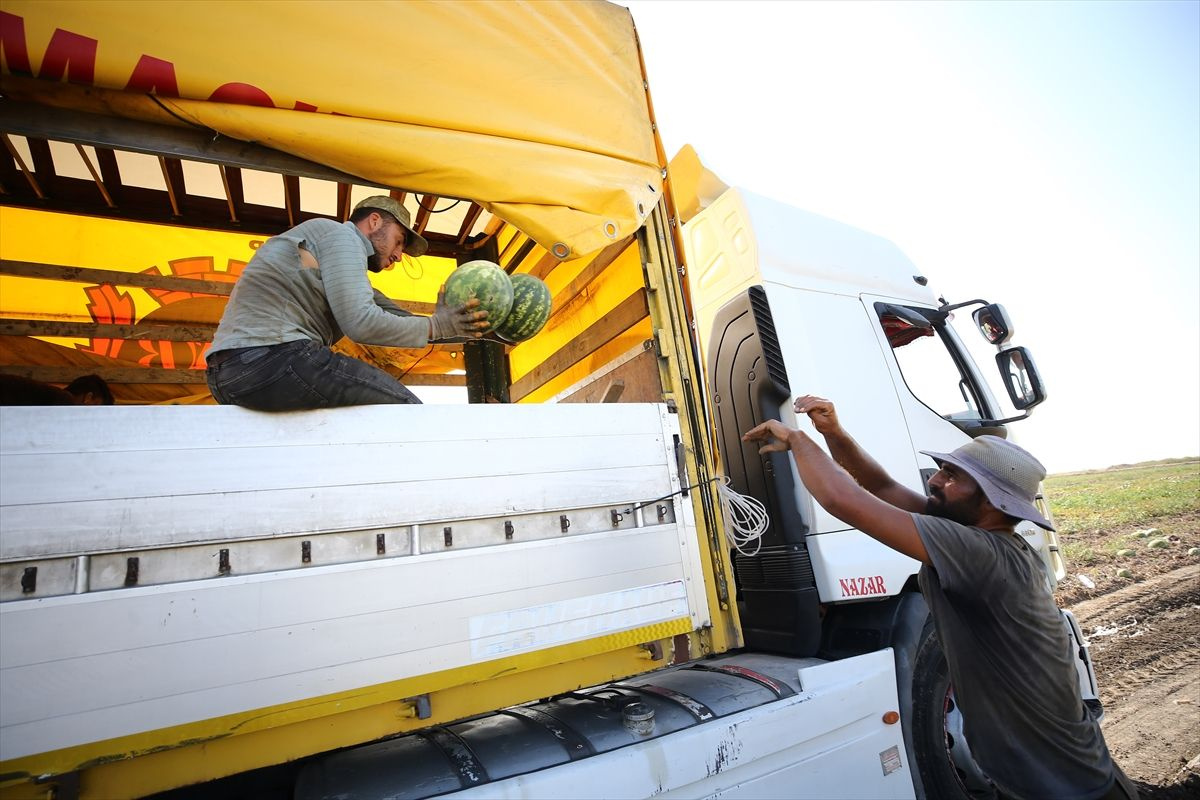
[
  {"left": 925, "top": 482, "right": 988, "bottom": 527},
  {"left": 366, "top": 219, "right": 407, "bottom": 273}
]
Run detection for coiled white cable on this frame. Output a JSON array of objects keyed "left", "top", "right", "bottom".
[{"left": 716, "top": 477, "right": 770, "bottom": 557}]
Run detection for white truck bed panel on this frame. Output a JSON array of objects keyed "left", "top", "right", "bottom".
[
  {"left": 0, "top": 404, "right": 678, "bottom": 558},
  {"left": 0, "top": 403, "right": 709, "bottom": 762}
]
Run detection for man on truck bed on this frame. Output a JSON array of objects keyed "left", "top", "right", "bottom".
[
  {"left": 743, "top": 396, "right": 1137, "bottom": 800},
  {"left": 206, "top": 196, "right": 490, "bottom": 410}
]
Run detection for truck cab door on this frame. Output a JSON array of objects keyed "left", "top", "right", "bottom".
[
  {"left": 863, "top": 295, "right": 998, "bottom": 462},
  {"left": 863, "top": 294, "right": 1064, "bottom": 584}
]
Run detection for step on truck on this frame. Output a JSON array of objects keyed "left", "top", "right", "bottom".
[{"left": 0, "top": 2, "right": 1098, "bottom": 799}]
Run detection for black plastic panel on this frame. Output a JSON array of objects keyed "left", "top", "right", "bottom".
[{"left": 707, "top": 286, "right": 821, "bottom": 656}]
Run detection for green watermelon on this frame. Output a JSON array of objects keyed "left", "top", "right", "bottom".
[
  {"left": 494, "top": 273, "right": 552, "bottom": 343},
  {"left": 444, "top": 260, "right": 513, "bottom": 329}
]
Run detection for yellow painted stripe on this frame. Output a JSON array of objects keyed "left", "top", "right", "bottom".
[{"left": 1, "top": 617, "right": 694, "bottom": 799}]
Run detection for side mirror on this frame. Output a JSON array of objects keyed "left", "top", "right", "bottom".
[
  {"left": 973, "top": 303, "right": 1014, "bottom": 345},
  {"left": 996, "top": 346, "right": 1046, "bottom": 410}
]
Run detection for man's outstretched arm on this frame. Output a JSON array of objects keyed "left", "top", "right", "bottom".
[
  {"left": 794, "top": 395, "right": 928, "bottom": 513},
  {"left": 743, "top": 419, "right": 930, "bottom": 564}
]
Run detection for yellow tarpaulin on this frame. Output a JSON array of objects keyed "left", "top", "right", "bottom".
[{"left": 0, "top": 0, "right": 662, "bottom": 258}]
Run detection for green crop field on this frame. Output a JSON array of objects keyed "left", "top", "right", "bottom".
[{"left": 1044, "top": 459, "right": 1199, "bottom": 566}]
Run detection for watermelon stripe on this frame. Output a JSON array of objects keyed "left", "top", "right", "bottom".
[
  {"left": 445, "top": 260, "right": 514, "bottom": 329},
  {"left": 495, "top": 274, "right": 551, "bottom": 343}
]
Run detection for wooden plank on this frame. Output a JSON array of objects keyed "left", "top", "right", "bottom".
[
  {"left": 221, "top": 164, "right": 243, "bottom": 222},
  {"left": 413, "top": 194, "right": 434, "bottom": 233},
  {"left": 510, "top": 289, "right": 649, "bottom": 401},
  {"left": 0, "top": 336, "right": 201, "bottom": 405},
  {"left": 336, "top": 182, "right": 351, "bottom": 221},
  {"left": 528, "top": 250, "right": 561, "bottom": 280},
  {"left": 0, "top": 365, "right": 204, "bottom": 384},
  {"left": 497, "top": 231, "right": 527, "bottom": 264},
  {"left": 559, "top": 346, "right": 663, "bottom": 404},
  {"left": 504, "top": 239, "right": 538, "bottom": 274},
  {"left": 0, "top": 260, "right": 234, "bottom": 295},
  {"left": 94, "top": 147, "right": 123, "bottom": 207},
  {"left": 74, "top": 144, "right": 115, "bottom": 208},
  {"left": 159, "top": 156, "right": 185, "bottom": 216},
  {"left": 283, "top": 174, "right": 301, "bottom": 228},
  {"left": 403, "top": 372, "right": 465, "bottom": 387},
  {"left": 0, "top": 141, "right": 21, "bottom": 197},
  {"left": 456, "top": 203, "right": 484, "bottom": 244},
  {"left": 25, "top": 137, "right": 56, "bottom": 197},
  {"left": 1, "top": 133, "right": 43, "bottom": 198},
  {"left": 549, "top": 237, "right": 634, "bottom": 314},
  {"left": 0, "top": 319, "right": 217, "bottom": 342}
]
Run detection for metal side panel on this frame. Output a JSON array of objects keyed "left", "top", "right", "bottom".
[
  {"left": 0, "top": 528, "right": 694, "bottom": 762},
  {"left": 0, "top": 402, "right": 710, "bottom": 766},
  {"left": 433, "top": 649, "right": 914, "bottom": 800},
  {"left": 0, "top": 403, "right": 678, "bottom": 559}
]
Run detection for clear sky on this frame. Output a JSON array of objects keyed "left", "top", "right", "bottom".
[{"left": 624, "top": 0, "right": 1200, "bottom": 473}]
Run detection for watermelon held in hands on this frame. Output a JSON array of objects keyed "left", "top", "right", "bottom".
[
  {"left": 444, "top": 260, "right": 514, "bottom": 329},
  {"left": 494, "top": 274, "right": 552, "bottom": 343}
]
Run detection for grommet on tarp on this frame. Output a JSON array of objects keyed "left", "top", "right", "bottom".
[
  {"left": 622, "top": 702, "right": 655, "bottom": 736},
  {"left": 551, "top": 242, "right": 570, "bottom": 259},
  {"left": 603, "top": 221, "right": 619, "bottom": 239}
]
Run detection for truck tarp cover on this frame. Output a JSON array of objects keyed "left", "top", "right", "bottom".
[{"left": 0, "top": 0, "right": 661, "bottom": 258}]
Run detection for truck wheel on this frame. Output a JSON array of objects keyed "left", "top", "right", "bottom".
[{"left": 911, "top": 622, "right": 993, "bottom": 798}]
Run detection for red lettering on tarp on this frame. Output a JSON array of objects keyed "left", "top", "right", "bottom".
[
  {"left": 38, "top": 28, "right": 98, "bottom": 84},
  {"left": 0, "top": 12, "right": 33, "bottom": 76},
  {"left": 2, "top": 13, "right": 307, "bottom": 113},
  {"left": 209, "top": 82, "right": 274, "bottom": 107},
  {"left": 125, "top": 54, "right": 179, "bottom": 96}
]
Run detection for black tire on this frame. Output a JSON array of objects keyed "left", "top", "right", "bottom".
[{"left": 910, "top": 620, "right": 994, "bottom": 799}]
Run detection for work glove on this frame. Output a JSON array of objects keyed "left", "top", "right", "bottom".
[{"left": 429, "top": 288, "right": 489, "bottom": 341}]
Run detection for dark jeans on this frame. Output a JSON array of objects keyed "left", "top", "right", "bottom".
[{"left": 206, "top": 340, "right": 422, "bottom": 410}]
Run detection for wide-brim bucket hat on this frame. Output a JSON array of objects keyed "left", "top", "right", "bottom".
[
  {"left": 921, "top": 435, "right": 1054, "bottom": 531},
  {"left": 354, "top": 195, "right": 429, "bottom": 258}
]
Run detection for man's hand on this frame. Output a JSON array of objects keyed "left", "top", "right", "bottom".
[
  {"left": 742, "top": 419, "right": 803, "bottom": 454},
  {"left": 429, "top": 288, "right": 490, "bottom": 340},
  {"left": 794, "top": 395, "right": 842, "bottom": 436}
]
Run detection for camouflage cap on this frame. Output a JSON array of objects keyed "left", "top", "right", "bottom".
[{"left": 354, "top": 195, "right": 429, "bottom": 257}]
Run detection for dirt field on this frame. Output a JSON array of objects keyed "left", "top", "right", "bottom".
[{"left": 1049, "top": 463, "right": 1199, "bottom": 799}]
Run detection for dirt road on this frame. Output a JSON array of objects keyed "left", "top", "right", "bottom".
[{"left": 1065, "top": 564, "right": 1200, "bottom": 798}]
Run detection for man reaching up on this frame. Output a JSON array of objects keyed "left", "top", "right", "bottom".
[{"left": 743, "top": 396, "right": 1136, "bottom": 800}]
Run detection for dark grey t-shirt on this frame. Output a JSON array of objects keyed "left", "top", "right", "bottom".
[{"left": 914, "top": 514, "right": 1113, "bottom": 800}]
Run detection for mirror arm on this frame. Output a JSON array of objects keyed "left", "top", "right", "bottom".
[
  {"left": 937, "top": 298, "right": 990, "bottom": 314},
  {"left": 976, "top": 412, "right": 1031, "bottom": 426}
]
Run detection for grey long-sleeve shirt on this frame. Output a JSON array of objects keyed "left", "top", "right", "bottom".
[{"left": 209, "top": 219, "right": 430, "bottom": 356}]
